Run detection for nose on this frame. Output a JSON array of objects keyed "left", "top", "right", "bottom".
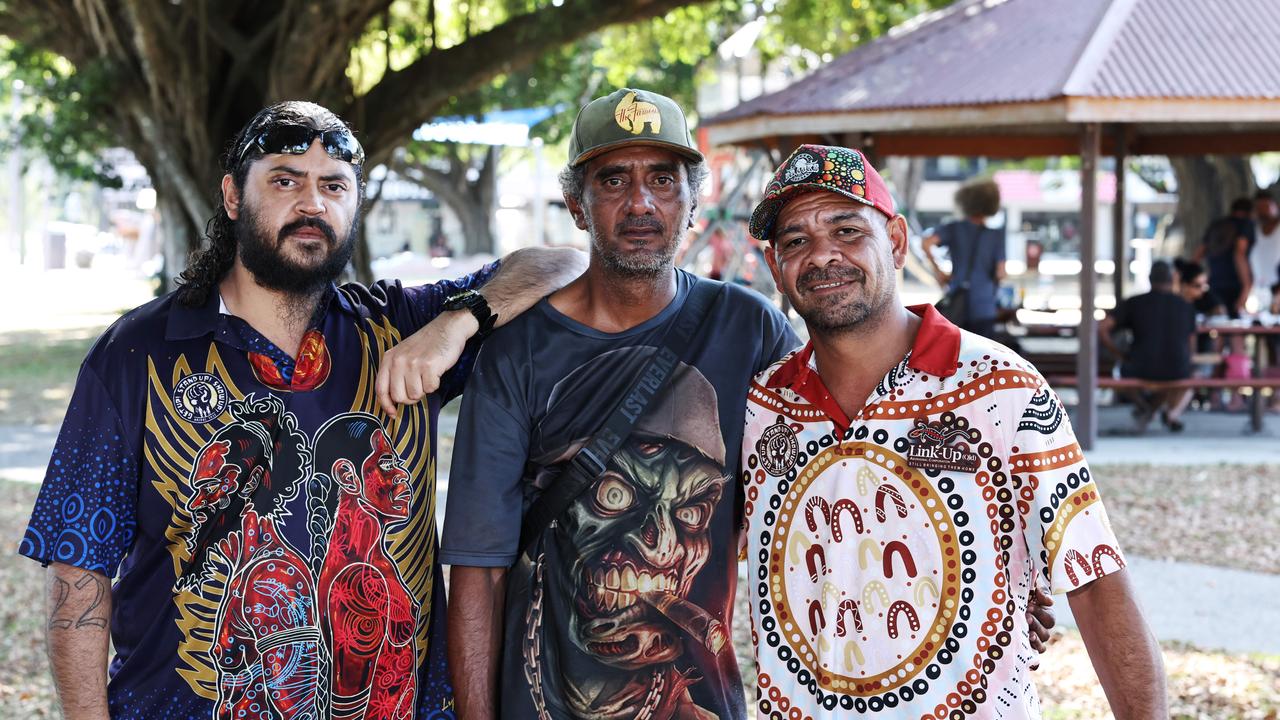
[
  {"left": 626, "top": 180, "right": 656, "bottom": 215},
  {"left": 803, "top": 234, "right": 844, "bottom": 268},
  {"left": 296, "top": 183, "right": 326, "bottom": 217}
]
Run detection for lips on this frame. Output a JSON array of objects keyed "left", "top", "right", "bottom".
[{"left": 289, "top": 228, "right": 327, "bottom": 242}]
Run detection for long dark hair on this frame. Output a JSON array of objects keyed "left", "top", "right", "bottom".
[{"left": 175, "top": 101, "right": 366, "bottom": 306}]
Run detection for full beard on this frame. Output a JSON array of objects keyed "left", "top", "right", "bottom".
[
  {"left": 590, "top": 216, "right": 680, "bottom": 278},
  {"left": 234, "top": 201, "right": 359, "bottom": 312},
  {"left": 793, "top": 264, "right": 891, "bottom": 334}
]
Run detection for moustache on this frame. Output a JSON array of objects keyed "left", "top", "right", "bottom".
[
  {"left": 798, "top": 265, "right": 865, "bottom": 291},
  {"left": 615, "top": 216, "right": 666, "bottom": 236},
  {"left": 278, "top": 217, "right": 338, "bottom": 246}
]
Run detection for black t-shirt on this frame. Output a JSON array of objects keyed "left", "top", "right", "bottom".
[
  {"left": 1202, "top": 216, "right": 1254, "bottom": 295},
  {"left": 1112, "top": 290, "right": 1196, "bottom": 380},
  {"left": 441, "top": 270, "right": 800, "bottom": 719}
]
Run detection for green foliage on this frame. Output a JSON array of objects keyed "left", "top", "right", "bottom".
[
  {"left": 3, "top": 0, "right": 963, "bottom": 191},
  {"left": 0, "top": 37, "right": 120, "bottom": 186}
]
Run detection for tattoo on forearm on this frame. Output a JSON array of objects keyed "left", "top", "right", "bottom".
[{"left": 49, "top": 572, "right": 109, "bottom": 630}]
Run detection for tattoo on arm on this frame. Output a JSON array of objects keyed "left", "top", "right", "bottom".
[{"left": 49, "top": 571, "right": 109, "bottom": 630}]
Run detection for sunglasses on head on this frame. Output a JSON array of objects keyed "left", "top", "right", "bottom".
[{"left": 237, "top": 124, "right": 365, "bottom": 167}]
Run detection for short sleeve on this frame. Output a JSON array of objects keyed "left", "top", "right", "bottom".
[
  {"left": 1010, "top": 386, "right": 1125, "bottom": 595},
  {"left": 1111, "top": 298, "right": 1132, "bottom": 330},
  {"left": 19, "top": 364, "right": 138, "bottom": 577},
  {"left": 757, "top": 301, "right": 802, "bottom": 371},
  {"left": 439, "top": 340, "right": 532, "bottom": 567},
  {"left": 935, "top": 222, "right": 954, "bottom": 250}
]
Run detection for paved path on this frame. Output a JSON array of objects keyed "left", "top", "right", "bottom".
[{"left": 1053, "top": 556, "right": 1280, "bottom": 656}]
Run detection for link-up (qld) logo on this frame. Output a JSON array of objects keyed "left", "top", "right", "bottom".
[
  {"left": 172, "top": 372, "right": 229, "bottom": 424},
  {"left": 906, "top": 416, "right": 980, "bottom": 472}
]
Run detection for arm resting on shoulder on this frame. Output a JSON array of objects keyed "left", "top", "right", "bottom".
[
  {"left": 46, "top": 562, "right": 112, "bottom": 720},
  {"left": 1067, "top": 569, "right": 1167, "bottom": 720},
  {"left": 377, "top": 247, "right": 587, "bottom": 415},
  {"left": 448, "top": 565, "right": 508, "bottom": 720}
]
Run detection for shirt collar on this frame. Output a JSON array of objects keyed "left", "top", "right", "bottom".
[
  {"left": 166, "top": 289, "right": 221, "bottom": 340},
  {"left": 767, "top": 304, "right": 961, "bottom": 390},
  {"left": 904, "top": 303, "right": 962, "bottom": 378},
  {"left": 165, "top": 282, "right": 352, "bottom": 341}
]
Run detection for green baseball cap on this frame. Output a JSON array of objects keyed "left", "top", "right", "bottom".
[{"left": 567, "top": 87, "right": 704, "bottom": 167}]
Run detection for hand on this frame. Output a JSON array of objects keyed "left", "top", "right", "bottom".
[
  {"left": 376, "top": 310, "right": 479, "bottom": 419},
  {"left": 935, "top": 271, "right": 951, "bottom": 286},
  {"left": 1026, "top": 583, "right": 1057, "bottom": 668}
]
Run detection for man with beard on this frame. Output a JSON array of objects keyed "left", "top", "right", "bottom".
[
  {"left": 20, "top": 100, "right": 584, "bottom": 720},
  {"left": 439, "top": 87, "right": 800, "bottom": 719},
  {"left": 740, "top": 145, "right": 1166, "bottom": 718}
]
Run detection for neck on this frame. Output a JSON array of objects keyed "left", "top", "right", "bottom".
[
  {"left": 810, "top": 303, "right": 921, "bottom": 419},
  {"left": 549, "top": 262, "right": 678, "bottom": 333},
  {"left": 1262, "top": 215, "right": 1280, "bottom": 234},
  {"left": 219, "top": 263, "right": 323, "bottom": 358},
  {"left": 966, "top": 216, "right": 987, "bottom": 225}
]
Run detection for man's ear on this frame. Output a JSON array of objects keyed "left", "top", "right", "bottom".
[
  {"left": 687, "top": 197, "right": 699, "bottom": 230},
  {"left": 887, "top": 214, "right": 910, "bottom": 269},
  {"left": 564, "top": 192, "right": 589, "bottom": 231},
  {"left": 221, "top": 174, "right": 241, "bottom": 221},
  {"left": 332, "top": 458, "right": 360, "bottom": 494}
]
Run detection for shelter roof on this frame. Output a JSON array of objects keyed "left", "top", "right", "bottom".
[{"left": 706, "top": 0, "right": 1280, "bottom": 153}]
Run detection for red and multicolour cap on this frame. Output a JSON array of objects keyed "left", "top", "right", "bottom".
[{"left": 749, "top": 144, "right": 896, "bottom": 242}]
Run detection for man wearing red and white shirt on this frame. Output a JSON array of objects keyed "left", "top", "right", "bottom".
[{"left": 740, "top": 145, "right": 1166, "bottom": 719}]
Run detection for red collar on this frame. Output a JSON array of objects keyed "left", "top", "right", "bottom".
[{"left": 766, "top": 304, "right": 962, "bottom": 426}]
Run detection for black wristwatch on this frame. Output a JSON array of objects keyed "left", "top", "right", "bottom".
[{"left": 442, "top": 290, "right": 497, "bottom": 337}]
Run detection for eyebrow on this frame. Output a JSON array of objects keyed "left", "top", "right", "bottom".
[
  {"left": 593, "top": 161, "right": 680, "bottom": 180},
  {"left": 267, "top": 165, "right": 352, "bottom": 184},
  {"left": 776, "top": 210, "right": 870, "bottom": 238}
]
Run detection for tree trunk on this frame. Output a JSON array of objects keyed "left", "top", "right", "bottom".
[
  {"left": 1169, "top": 154, "right": 1257, "bottom": 257},
  {"left": 399, "top": 153, "right": 498, "bottom": 257}
]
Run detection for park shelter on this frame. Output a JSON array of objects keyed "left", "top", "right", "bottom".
[{"left": 704, "top": 0, "right": 1280, "bottom": 449}]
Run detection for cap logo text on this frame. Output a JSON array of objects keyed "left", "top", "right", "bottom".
[{"left": 614, "top": 91, "right": 662, "bottom": 135}]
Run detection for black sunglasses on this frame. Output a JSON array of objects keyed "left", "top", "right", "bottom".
[{"left": 237, "top": 124, "right": 365, "bottom": 167}]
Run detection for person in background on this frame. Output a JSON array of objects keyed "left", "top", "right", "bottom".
[
  {"left": 1101, "top": 260, "right": 1197, "bottom": 432},
  {"left": 1196, "top": 197, "right": 1254, "bottom": 318},
  {"left": 1252, "top": 190, "right": 1280, "bottom": 310},
  {"left": 922, "top": 177, "right": 1006, "bottom": 338},
  {"left": 1174, "top": 258, "right": 1224, "bottom": 411}
]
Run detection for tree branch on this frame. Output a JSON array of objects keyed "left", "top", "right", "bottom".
[{"left": 358, "top": 0, "right": 704, "bottom": 162}]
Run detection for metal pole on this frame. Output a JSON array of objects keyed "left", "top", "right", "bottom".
[
  {"left": 1111, "top": 124, "right": 1128, "bottom": 304},
  {"left": 1078, "top": 123, "right": 1101, "bottom": 450}
]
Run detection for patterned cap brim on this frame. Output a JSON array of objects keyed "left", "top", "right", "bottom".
[{"left": 749, "top": 184, "right": 878, "bottom": 242}]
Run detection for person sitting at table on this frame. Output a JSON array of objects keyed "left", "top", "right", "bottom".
[
  {"left": 1175, "top": 258, "right": 1226, "bottom": 410},
  {"left": 1101, "top": 260, "right": 1197, "bottom": 432}
]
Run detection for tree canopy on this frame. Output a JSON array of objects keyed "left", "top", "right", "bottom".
[{"left": 0, "top": 0, "right": 991, "bottom": 276}]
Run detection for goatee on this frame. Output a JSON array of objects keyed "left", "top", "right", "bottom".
[{"left": 234, "top": 202, "right": 358, "bottom": 304}]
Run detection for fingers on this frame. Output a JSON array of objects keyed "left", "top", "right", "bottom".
[{"left": 376, "top": 360, "right": 398, "bottom": 419}]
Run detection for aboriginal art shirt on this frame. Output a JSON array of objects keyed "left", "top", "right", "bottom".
[
  {"left": 441, "top": 271, "right": 800, "bottom": 720},
  {"left": 741, "top": 305, "right": 1125, "bottom": 720},
  {"left": 20, "top": 266, "right": 495, "bottom": 720}
]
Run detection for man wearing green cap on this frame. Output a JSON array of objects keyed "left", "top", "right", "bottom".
[
  {"left": 740, "top": 144, "right": 1166, "bottom": 718},
  {"left": 439, "top": 87, "right": 799, "bottom": 719}
]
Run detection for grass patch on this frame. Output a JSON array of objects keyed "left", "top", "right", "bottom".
[
  {"left": 1094, "top": 464, "right": 1280, "bottom": 575},
  {"left": 0, "top": 328, "right": 102, "bottom": 428}
]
